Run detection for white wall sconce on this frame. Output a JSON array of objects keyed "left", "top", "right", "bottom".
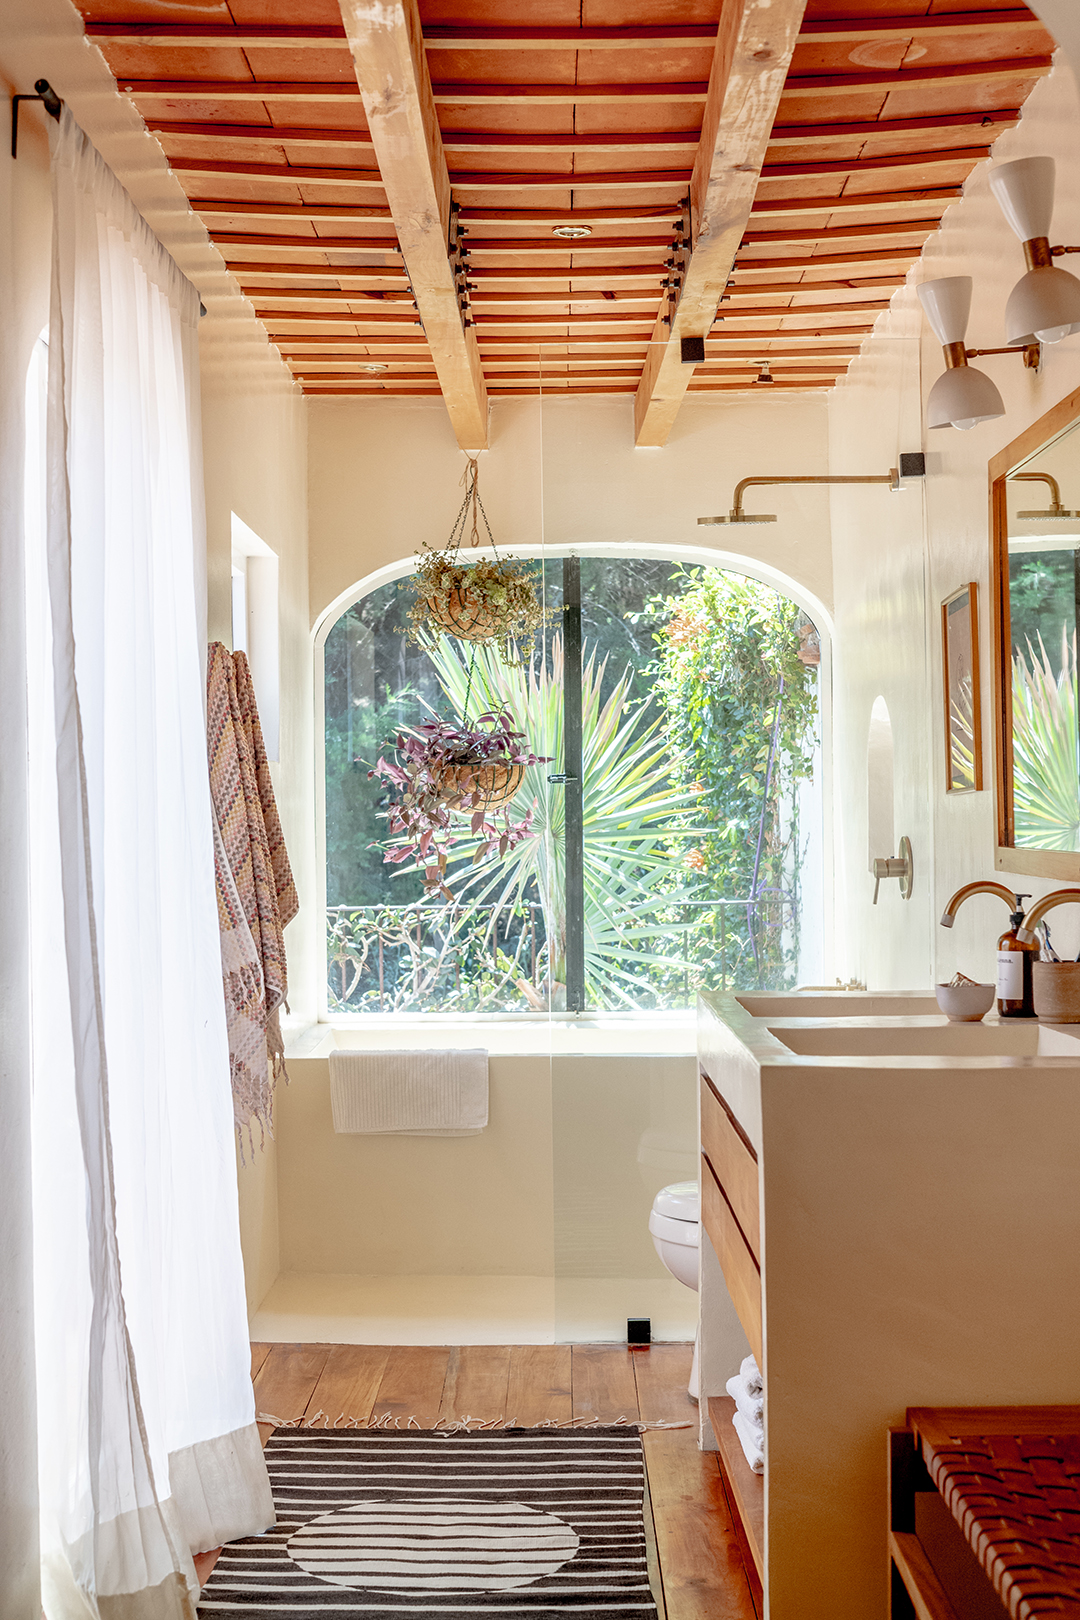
[
  {"left": 990, "top": 157, "right": 1080, "bottom": 346},
  {"left": 917, "top": 277, "right": 1040, "bottom": 431}
]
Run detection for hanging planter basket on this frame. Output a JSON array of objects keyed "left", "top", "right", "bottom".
[
  {"left": 407, "top": 457, "right": 550, "bottom": 662},
  {"left": 435, "top": 759, "right": 527, "bottom": 809},
  {"left": 369, "top": 712, "right": 550, "bottom": 899}
]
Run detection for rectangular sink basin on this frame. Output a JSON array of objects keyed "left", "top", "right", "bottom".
[{"left": 767, "top": 1020, "right": 1062, "bottom": 1058}]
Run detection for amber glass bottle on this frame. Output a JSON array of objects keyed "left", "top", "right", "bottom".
[{"left": 997, "top": 894, "right": 1038, "bottom": 1018}]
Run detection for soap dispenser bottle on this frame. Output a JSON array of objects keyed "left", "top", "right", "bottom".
[{"left": 997, "top": 894, "right": 1038, "bottom": 1017}]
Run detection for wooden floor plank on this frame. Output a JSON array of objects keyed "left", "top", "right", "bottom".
[
  {"left": 304, "top": 1344, "right": 390, "bottom": 1426},
  {"left": 633, "top": 1343, "right": 696, "bottom": 1424},
  {"left": 643, "top": 1426, "right": 758, "bottom": 1620},
  {"left": 571, "top": 1344, "right": 641, "bottom": 1422},
  {"left": 506, "top": 1345, "right": 573, "bottom": 1426},
  {"left": 252, "top": 1343, "right": 331, "bottom": 1426},
  {"left": 438, "top": 1345, "right": 513, "bottom": 1425},
  {"left": 250, "top": 1342, "right": 272, "bottom": 1381},
  {"left": 373, "top": 1346, "right": 452, "bottom": 1427}
]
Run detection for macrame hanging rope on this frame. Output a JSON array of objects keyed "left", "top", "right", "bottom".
[{"left": 457, "top": 456, "right": 496, "bottom": 551}]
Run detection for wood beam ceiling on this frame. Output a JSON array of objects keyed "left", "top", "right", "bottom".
[
  {"left": 336, "top": 0, "right": 486, "bottom": 449},
  {"left": 90, "top": 0, "right": 1055, "bottom": 420},
  {"left": 633, "top": 0, "right": 809, "bottom": 448}
]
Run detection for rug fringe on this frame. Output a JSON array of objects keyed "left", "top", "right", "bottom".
[{"left": 259, "top": 1409, "right": 693, "bottom": 1433}]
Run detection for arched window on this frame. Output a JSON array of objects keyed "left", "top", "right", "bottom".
[{"left": 320, "top": 553, "right": 824, "bottom": 1019}]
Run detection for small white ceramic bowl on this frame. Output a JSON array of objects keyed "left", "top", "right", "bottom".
[{"left": 935, "top": 982, "right": 995, "bottom": 1022}]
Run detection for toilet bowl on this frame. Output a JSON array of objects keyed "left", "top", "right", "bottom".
[{"left": 649, "top": 1180, "right": 700, "bottom": 1399}]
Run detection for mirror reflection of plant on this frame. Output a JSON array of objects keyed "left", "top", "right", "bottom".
[
  {"left": 409, "top": 633, "right": 709, "bottom": 1009},
  {"left": 369, "top": 711, "right": 551, "bottom": 899},
  {"left": 1012, "top": 628, "right": 1080, "bottom": 850},
  {"left": 638, "top": 569, "right": 818, "bottom": 986}
]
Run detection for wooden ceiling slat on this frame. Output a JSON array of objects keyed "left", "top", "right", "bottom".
[
  {"left": 214, "top": 233, "right": 401, "bottom": 251},
  {"left": 749, "top": 186, "right": 960, "bottom": 216},
  {"left": 196, "top": 199, "right": 393, "bottom": 219},
  {"left": 733, "top": 246, "right": 921, "bottom": 269},
  {"left": 758, "top": 144, "right": 989, "bottom": 180},
  {"left": 177, "top": 158, "right": 692, "bottom": 191},
  {"left": 457, "top": 207, "right": 688, "bottom": 225},
  {"left": 742, "top": 218, "right": 940, "bottom": 245},
  {"left": 88, "top": 14, "right": 1041, "bottom": 50},
  {"left": 119, "top": 80, "right": 363, "bottom": 100},
  {"left": 172, "top": 159, "right": 385, "bottom": 186},
  {"left": 150, "top": 120, "right": 702, "bottom": 154},
  {"left": 119, "top": 78, "right": 716, "bottom": 103},
  {"left": 210, "top": 232, "right": 673, "bottom": 255},
  {"left": 779, "top": 56, "right": 1052, "bottom": 98}
]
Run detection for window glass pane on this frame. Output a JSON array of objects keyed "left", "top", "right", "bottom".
[{"left": 323, "top": 559, "right": 821, "bottom": 1014}]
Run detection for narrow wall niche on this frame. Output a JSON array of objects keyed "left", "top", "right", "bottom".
[{"left": 867, "top": 696, "right": 895, "bottom": 875}]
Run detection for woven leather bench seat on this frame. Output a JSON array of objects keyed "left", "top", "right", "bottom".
[{"left": 908, "top": 1408, "right": 1080, "bottom": 1620}]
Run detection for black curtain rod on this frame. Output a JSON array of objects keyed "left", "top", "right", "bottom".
[{"left": 11, "top": 80, "right": 62, "bottom": 160}]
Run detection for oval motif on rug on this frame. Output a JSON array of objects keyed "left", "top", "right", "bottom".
[{"left": 286, "top": 1498, "right": 581, "bottom": 1592}]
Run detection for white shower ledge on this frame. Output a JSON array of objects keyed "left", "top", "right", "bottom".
[{"left": 285, "top": 1013, "right": 697, "bottom": 1059}]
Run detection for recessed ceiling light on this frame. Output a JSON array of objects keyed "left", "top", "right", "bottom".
[
  {"left": 362, "top": 363, "right": 389, "bottom": 374},
  {"left": 552, "top": 224, "right": 593, "bottom": 240}
]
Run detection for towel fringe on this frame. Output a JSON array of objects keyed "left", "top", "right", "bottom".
[{"left": 258, "top": 1409, "right": 693, "bottom": 1433}]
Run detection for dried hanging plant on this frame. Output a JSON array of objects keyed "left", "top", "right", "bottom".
[{"left": 406, "top": 456, "right": 550, "bottom": 663}]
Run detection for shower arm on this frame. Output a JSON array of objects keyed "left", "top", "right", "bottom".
[
  {"left": 1008, "top": 470, "right": 1069, "bottom": 516},
  {"left": 699, "top": 469, "right": 900, "bottom": 527}
]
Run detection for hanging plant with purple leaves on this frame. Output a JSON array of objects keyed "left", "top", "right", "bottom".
[{"left": 369, "top": 711, "right": 551, "bottom": 899}]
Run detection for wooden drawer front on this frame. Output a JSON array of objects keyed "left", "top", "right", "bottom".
[
  {"left": 700, "top": 1072, "right": 760, "bottom": 1263},
  {"left": 702, "top": 1152, "right": 762, "bottom": 1366}
]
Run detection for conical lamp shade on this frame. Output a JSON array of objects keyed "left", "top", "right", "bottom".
[
  {"left": 917, "top": 276, "right": 972, "bottom": 344},
  {"left": 926, "top": 365, "right": 1005, "bottom": 431},
  {"left": 1004, "top": 265, "right": 1080, "bottom": 345},
  {"left": 990, "top": 156, "right": 1056, "bottom": 243}
]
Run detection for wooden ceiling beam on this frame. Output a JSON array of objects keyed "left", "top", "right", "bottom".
[
  {"left": 634, "top": 0, "right": 809, "bottom": 447},
  {"left": 336, "top": 0, "right": 488, "bottom": 448}
]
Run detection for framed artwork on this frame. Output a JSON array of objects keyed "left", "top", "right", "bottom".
[{"left": 942, "top": 582, "right": 982, "bottom": 793}]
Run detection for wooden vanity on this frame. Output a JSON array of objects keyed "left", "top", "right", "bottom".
[{"left": 696, "top": 990, "right": 1080, "bottom": 1620}]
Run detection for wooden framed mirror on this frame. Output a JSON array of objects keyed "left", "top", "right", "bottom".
[{"left": 991, "top": 384, "right": 1080, "bottom": 879}]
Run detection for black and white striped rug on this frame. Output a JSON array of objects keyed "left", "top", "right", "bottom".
[{"left": 197, "top": 1426, "right": 660, "bottom": 1617}]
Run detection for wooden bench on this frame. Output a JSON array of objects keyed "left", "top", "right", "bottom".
[{"left": 889, "top": 1406, "right": 1080, "bottom": 1619}]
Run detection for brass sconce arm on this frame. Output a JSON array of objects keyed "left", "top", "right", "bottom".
[{"left": 698, "top": 468, "right": 900, "bottom": 527}]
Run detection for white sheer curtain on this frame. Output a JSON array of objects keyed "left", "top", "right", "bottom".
[{"left": 27, "top": 110, "right": 274, "bottom": 1619}]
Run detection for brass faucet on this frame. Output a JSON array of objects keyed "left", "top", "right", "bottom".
[
  {"left": 1017, "top": 889, "right": 1080, "bottom": 943},
  {"left": 939, "top": 881, "right": 1017, "bottom": 928}
]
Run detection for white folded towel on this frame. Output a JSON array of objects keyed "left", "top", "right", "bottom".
[
  {"left": 732, "top": 1409, "right": 764, "bottom": 1474},
  {"left": 740, "top": 1353, "right": 763, "bottom": 1396},
  {"left": 329, "top": 1050, "right": 488, "bottom": 1136},
  {"left": 726, "top": 1374, "right": 764, "bottom": 1431}
]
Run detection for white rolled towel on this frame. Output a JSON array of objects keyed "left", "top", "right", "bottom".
[
  {"left": 726, "top": 1373, "right": 764, "bottom": 1431},
  {"left": 740, "top": 1353, "right": 763, "bottom": 1396},
  {"left": 732, "top": 1409, "right": 764, "bottom": 1474}
]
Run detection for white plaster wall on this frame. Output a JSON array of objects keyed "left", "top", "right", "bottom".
[
  {"left": 307, "top": 391, "right": 834, "bottom": 626},
  {"left": 828, "top": 59, "right": 1080, "bottom": 990}
]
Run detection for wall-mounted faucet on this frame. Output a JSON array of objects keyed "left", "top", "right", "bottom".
[{"left": 872, "top": 835, "right": 913, "bottom": 903}]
